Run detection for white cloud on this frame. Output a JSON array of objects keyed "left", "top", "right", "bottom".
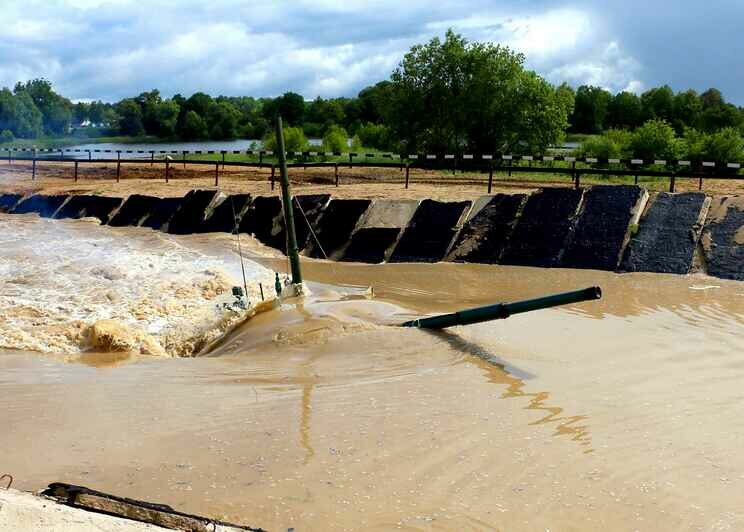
[
  {"left": 546, "top": 41, "right": 642, "bottom": 93},
  {"left": 0, "top": 0, "right": 741, "bottom": 103},
  {"left": 503, "top": 9, "right": 593, "bottom": 59},
  {"left": 623, "top": 80, "right": 644, "bottom": 94},
  {"left": 425, "top": 7, "right": 642, "bottom": 93},
  {"left": 426, "top": 8, "right": 594, "bottom": 60}
]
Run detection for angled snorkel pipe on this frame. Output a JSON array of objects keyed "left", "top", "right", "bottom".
[{"left": 401, "top": 286, "right": 602, "bottom": 329}]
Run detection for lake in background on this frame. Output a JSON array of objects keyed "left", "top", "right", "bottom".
[{"left": 38, "top": 138, "right": 324, "bottom": 159}]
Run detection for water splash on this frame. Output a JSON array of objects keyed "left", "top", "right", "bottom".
[{"left": 0, "top": 214, "right": 274, "bottom": 356}]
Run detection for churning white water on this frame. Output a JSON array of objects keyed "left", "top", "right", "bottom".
[{"left": 0, "top": 213, "right": 275, "bottom": 356}]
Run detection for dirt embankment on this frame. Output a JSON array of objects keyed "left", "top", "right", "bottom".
[{"left": 2, "top": 160, "right": 741, "bottom": 200}]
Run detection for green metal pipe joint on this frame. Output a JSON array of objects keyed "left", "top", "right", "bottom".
[{"left": 401, "top": 286, "right": 602, "bottom": 329}]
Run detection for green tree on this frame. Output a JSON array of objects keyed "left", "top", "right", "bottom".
[
  {"left": 697, "top": 89, "right": 741, "bottom": 132},
  {"left": 571, "top": 85, "right": 612, "bottom": 133},
  {"left": 6, "top": 90, "right": 43, "bottom": 138},
  {"left": 640, "top": 85, "right": 674, "bottom": 122},
  {"left": 682, "top": 128, "right": 709, "bottom": 162},
  {"left": 322, "top": 124, "right": 349, "bottom": 152},
  {"left": 220, "top": 95, "right": 264, "bottom": 137},
  {"left": 134, "top": 90, "right": 180, "bottom": 137},
  {"left": 15, "top": 79, "right": 72, "bottom": 135},
  {"left": 699, "top": 105, "right": 741, "bottom": 132},
  {"left": 115, "top": 99, "right": 145, "bottom": 136},
  {"left": 346, "top": 82, "right": 392, "bottom": 127},
  {"left": 384, "top": 30, "right": 571, "bottom": 153},
  {"left": 263, "top": 92, "right": 305, "bottom": 126},
  {"left": 306, "top": 97, "right": 346, "bottom": 129},
  {"left": 153, "top": 100, "right": 179, "bottom": 137},
  {"left": 505, "top": 71, "right": 572, "bottom": 152},
  {"left": 671, "top": 90, "right": 702, "bottom": 133},
  {"left": 607, "top": 91, "right": 643, "bottom": 129},
  {"left": 555, "top": 83, "right": 576, "bottom": 121},
  {"left": 136, "top": 89, "right": 162, "bottom": 134},
  {"left": 183, "top": 92, "right": 214, "bottom": 117},
  {"left": 93, "top": 102, "right": 117, "bottom": 128},
  {"left": 0, "top": 89, "right": 19, "bottom": 135},
  {"left": 703, "top": 127, "right": 743, "bottom": 161},
  {"left": 170, "top": 94, "right": 209, "bottom": 138},
  {"left": 0, "top": 129, "right": 14, "bottom": 143},
  {"left": 262, "top": 126, "right": 308, "bottom": 152},
  {"left": 206, "top": 101, "right": 241, "bottom": 139},
  {"left": 72, "top": 102, "right": 89, "bottom": 126},
  {"left": 682, "top": 127, "right": 743, "bottom": 162},
  {"left": 355, "top": 122, "right": 393, "bottom": 150},
  {"left": 244, "top": 116, "right": 269, "bottom": 139},
  {"left": 700, "top": 88, "right": 725, "bottom": 109},
  {"left": 578, "top": 129, "right": 632, "bottom": 159},
  {"left": 629, "top": 119, "right": 683, "bottom": 160},
  {"left": 179, "top": 110, "right": 208, "bottom": 140}
]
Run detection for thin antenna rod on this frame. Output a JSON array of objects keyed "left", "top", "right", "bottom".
[
  {"left": 294, "top": 196, "right": 328, "bottom": 259},
  {"left": 230, "top": 197, "right": 249, "bottom": 299}
]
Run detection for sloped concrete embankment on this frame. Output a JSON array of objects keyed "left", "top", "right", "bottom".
[
  {"left": 621, "top": 193, "right": 710, "bottom": 274},
  {"left": 54, "top": 195, "right": 123, "bottom": 224},
  {"left": 1, "top": 187, "right": 741, "bottom": 281},
  {"left": 0, "top": 193, "right": 23, "bottom": 213},
  {"left": 500, "top": 188, "right": 584, "bottom": 267},
  {"left": 11, "top": 194, "right": 69, "bottom": 218},
  {"left": 304, "top": 199, "right": 371, "bottom": 259},
  {"left": 447, "top": 194, "right": 526, "bottom": 263},
  {"left": 341, "top": 199, "right": 419, "bottom": 263},
  {"left": 389, "top": 199, "right": 472, "bottom": 263},
  {"left": 560, "top": 185, "right": 648, "bottom": 271},
  {"left": 201, "top": 193, "right": 253, "bottom": 233},
  {"left": 700, "top": 196, "right": 744, "bottom": 280},
  {"left": 232, "top": 194, "right": 330, "bottom": 251},
  {"left": 108, "top": 194, "right": 184, "bottom": 230}
]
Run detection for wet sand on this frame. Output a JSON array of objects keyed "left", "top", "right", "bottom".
[{"left": 2, "top": 223, "right": 744, "bottom": 530}]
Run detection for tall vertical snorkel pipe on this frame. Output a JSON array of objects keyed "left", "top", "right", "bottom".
[
  {"left": 401, "top": 286, "right": 602, "bottom": 329},
  {"left": 275, "top": 116, "right": 303, "bottom": 293}
]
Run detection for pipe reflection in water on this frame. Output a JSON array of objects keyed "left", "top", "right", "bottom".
[
  {"left": 436, "top": 330, "right": 593, "bottom": 453},
  {"left": 300, "top": 384, "right": 315, "bottom": 465}
]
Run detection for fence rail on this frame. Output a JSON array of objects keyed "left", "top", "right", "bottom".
[
  {"left": 2, "top": 147, "right": 740, "bottom": 193},
  {"left": 3, "top": 145, "right": 744, "bottom": 169}
]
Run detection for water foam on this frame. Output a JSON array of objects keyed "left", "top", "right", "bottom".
[{"left": 0, "top": 214, "right": 275, "bottom": 356}]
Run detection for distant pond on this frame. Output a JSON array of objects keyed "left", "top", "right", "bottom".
[{"left": 42, "top": 138, "right": 323, "bottom": 159}]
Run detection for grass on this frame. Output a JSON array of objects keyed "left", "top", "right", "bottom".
[
  {"left": 432, "top": 159, "right": 682, "bottom": 191},
  {"left": 181, "top": 148, "right": 696, "bottom": 192}
]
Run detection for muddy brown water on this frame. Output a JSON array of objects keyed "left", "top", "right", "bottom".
[{"left": 1, "top": 218, "right": 744, "bottom": 531}]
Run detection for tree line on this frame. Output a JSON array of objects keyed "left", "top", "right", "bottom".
[
  {"left": 571, "top": 85, "right": 742, "bottom": 135},
  {"left": 2, "top": 29, "right": 744, "bottom": 162},
  {"left": 0, "top": 80, "right": 76, "bottom": 142}
]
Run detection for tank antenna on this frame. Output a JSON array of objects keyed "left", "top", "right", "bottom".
[{"left": 275, "top": 116, "right": 303, "bottom": 286}]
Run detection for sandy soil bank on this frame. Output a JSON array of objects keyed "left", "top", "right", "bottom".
[{"left": 1, "top": 160, "right": 741, "bottom": 200}]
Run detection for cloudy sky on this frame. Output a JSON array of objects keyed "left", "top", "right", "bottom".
[{"left": 1, "top": 0, "right": 742, "bottom": 103}]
